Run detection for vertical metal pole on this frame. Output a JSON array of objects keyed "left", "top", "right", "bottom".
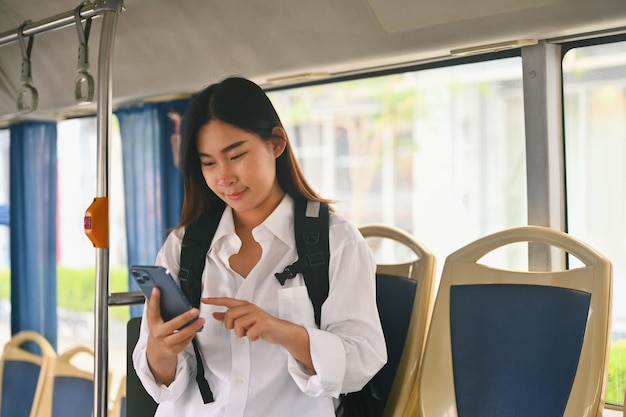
[
  {"left": 522, "top": 41, "right": 566, "bottom": 271},
  {"left": 94, "top": 1, "right": 123, "bottom": 417}
]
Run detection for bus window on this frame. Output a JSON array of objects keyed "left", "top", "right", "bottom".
[
  {"left": 268, "top": 56, "right": 527, "bottom": 277},
  {"left": 563, "top": 39, "right": 626, "bottom": 407}
]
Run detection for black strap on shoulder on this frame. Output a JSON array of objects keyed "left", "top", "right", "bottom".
[
  {"left": 180, "top": 209, "right": 223, "bottom": 309},
  {"left": 179, "top": 207, "right": 224, "bottom": 404},
  {"left": 275, "top": 198, "right": 330, "bottom": 327}
]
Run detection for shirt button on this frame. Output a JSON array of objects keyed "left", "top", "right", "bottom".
[
  {"left": 238, "top": 337, "right": 245, "bottom": 344},
  {"left": 236, "top": 377, "right": 245, "bottom": 385}
]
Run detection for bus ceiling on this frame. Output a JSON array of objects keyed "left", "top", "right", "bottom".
[{"left": 0, "top": 0, "right": 625, "bottom": 124}]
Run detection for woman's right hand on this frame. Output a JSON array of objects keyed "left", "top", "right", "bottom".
[{"left": 145, "top": 287, "right": 205, "bottom": 385}]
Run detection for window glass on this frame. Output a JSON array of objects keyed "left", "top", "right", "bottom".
[
  {"left": 563, "top": 40, "right": 626, "bottom": 406},
  {"left": 0, "top": 128, "right": 9, "bottom": 347},
  {"left": 57, "top": 116, "right": 128, "bottom": 389},
  {"left": 268, "top": 57, "right": 527, "bottom": 274}
]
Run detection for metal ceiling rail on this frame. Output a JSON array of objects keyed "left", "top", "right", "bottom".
[
  {"left": 0, "top": 1, "right": 120, "bottom": 47},
  {"left": 1, "top": 2, "right": 124, "bottom": 417}
]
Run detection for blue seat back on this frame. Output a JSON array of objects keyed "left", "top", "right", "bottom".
[
  {"left": 120, "top": 396, "right": 127, "bottom": 417},
  {"left": 0, "top": 360, "right": 41, "bottom": 417},
  {"left": 450, "top": 284, "right": 590, "bottom": 417},
  {"left": 51, "top": 376, "right": 94, "bottom": 417},
  {"left": 371, "top": 273, "right": 417, "bottom": 413}
]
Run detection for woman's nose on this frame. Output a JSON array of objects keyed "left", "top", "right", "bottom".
[
  {"left": 217, "top": 177, "right": 235, "bottom": 187},
  {"left": 216, "top": 166, "right": 236, "bottom": 187}
]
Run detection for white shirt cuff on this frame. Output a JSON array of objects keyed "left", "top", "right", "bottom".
[
  {"left": 287, "top": 326, "right": 345, "bottom": 398},
  {"left": 134, "top": 348, "right": 194, "bottom": 403}
]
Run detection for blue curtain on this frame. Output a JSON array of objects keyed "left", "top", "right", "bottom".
[
  {"left": 9, "top": 122, "right": 58, "bottom": 348},
  {"left": 116, "top": 99, "right": 189, "bottom": 317}
]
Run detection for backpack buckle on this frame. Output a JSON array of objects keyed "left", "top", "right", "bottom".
[
  {"left": 306, "top": 252, "right": 326, "bottom": 267},
  {"left": 179, "top": 267, "right": 190, "bottom": 284},
  {"left": 275, "top": 265, "right": 299, "bottom": 285}
]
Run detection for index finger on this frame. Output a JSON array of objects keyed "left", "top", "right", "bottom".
[{"left": 201, "top": 297, "right": 247, "bottom": 308}]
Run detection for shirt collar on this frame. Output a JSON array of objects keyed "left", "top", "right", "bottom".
[
  {"left": 260, "top": 194, "right": 295, "bottom": 246},
  {"left": 212, "top": 194, "right": 295, "bottom": 247}
]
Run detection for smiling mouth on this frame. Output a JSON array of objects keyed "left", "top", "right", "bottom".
[{"left": 226, "top": 189, "right": 246, "bottom": 200}]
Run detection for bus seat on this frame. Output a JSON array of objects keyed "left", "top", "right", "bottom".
[
  {"left": 110, "top": 374, "right": 127, "bottom": 417},
  {"left": 0, "top": 330, "right": 56, "bottom": 417},
  {"left": 126, "top": 317, "right": 158, "bottom": 417},
  {"left": 36, "top": 345, "right": 108, "bottom": 417},
  {"left": 414, "top": 225, "right": 613, "bottom": 417},
  {"left": 358, "top": 224, "right": 436, "bottom": 417}
]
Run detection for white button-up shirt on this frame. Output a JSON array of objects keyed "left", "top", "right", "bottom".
[{"left": 133, "top": 195, "right": 387, "bottom": 417}]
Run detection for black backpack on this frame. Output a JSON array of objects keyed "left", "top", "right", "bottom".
[{"left": 178, "top": 197, "right": 383, "bottom": 416}]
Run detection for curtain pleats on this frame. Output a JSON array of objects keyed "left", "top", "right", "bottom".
[
  {"left": 116, "top": 99, "right": 189, "bottom": 316},
  {"left": 9, "top": 122, "right": 58, "bottom": 348}
]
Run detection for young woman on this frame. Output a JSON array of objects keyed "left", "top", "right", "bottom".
[{"left": 133, "top": 76, "right": 387, "bottom": 417}]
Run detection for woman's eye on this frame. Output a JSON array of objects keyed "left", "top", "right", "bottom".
[
  {"left": 201, "top": 160, "right": 215, "bottom": 167},
  {"left": 231, "top": 152, "right": 246, "bottom": 161}
]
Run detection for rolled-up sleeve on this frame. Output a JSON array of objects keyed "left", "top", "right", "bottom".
[
  {"left": 287, "top": 327, "right": 346, "bottom": 397},
  {"left": 133, "top": 321, "right": 196, "bottom": 402},
  {"left": 287, "top": 218, "right": 387, "bottom": 397}
]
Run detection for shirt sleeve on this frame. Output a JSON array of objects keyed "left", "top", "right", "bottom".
[
  {"left": 131, "top": 228, "right": 198, "bottom": 403},
  {"left": 287, "top": 217, "right": 388, "bottom": 397}
]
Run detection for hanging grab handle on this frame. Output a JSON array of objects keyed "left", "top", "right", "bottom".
[
  {"left": 74, "top": 2, "right": 95, "bottom": 104},
  {"left": 16, "top": 20, "right": 38, "bottom": 113}
]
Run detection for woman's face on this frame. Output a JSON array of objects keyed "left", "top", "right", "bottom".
[{"left": 197, "top": 119, "right": 286, "bottom": 222}]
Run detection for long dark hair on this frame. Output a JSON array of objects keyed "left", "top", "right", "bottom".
[{"left": 178, "top": 76, "right": 332, "bottom": 228}]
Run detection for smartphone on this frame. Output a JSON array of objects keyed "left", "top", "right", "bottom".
[{"left": 130, "top": 265, "right": 199, "bottom": 330}]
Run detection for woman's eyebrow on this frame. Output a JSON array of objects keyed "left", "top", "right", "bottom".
[
  {"left": 198, "top": 140, "right": 246, "bottom": 157},
  {"left": 221, "top": 141, "right": 246, "bottom": 154}
]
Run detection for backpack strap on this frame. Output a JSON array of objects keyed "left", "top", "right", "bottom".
[
  {"left": 179, "top": 207, "right": 224, "bottom": 404},
  {"left": 275, "top": 198, "right": 330, "bottom": 327}
]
